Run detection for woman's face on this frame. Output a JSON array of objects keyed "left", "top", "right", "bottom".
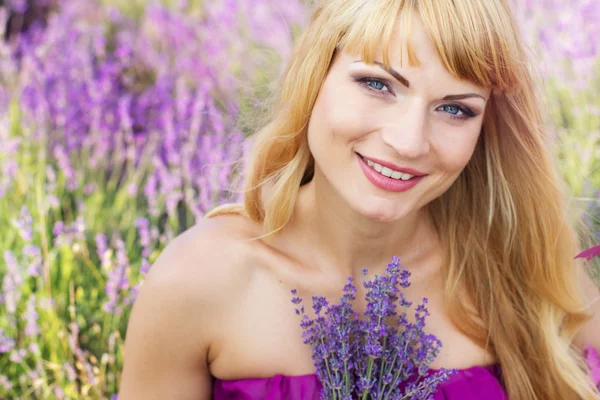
[{"left": 306, "top": 14, "right": 491, "bottom": 223}]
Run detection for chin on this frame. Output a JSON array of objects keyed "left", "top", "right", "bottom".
[{"left": 352, "top": 198, "right": 409, "bottom": 223}]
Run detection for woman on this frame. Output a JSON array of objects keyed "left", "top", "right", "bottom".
[{"left": 118, "top": 0, "right": 600, "bottom": 399}]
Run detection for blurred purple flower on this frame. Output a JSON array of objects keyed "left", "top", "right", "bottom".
[
  {"left": 13, "top": 205, "right": 33, "bottom": 241},
  {"left": 511, "top": 0, "right": 600, "bottom": 85},
  {"left": 52, "top": 214, "right": 86, "bottom": 248},
  {"left": 3, "top": 0, "right": 306, "bottom": 221},
  {"left": 0, "top": 375, "right": 13, "bottom": 391},
  {"left": 9, "top": 348, "right": 27, "bottom": 363},
  {"left": 63, "top": 362, "right": 77, "bottom": 382},
  {"left": 24, "top": 296, "right": 39, "bottom": 337},
  {"left": 2, "top": 250, "right": 24, "bottom": 314},
  {"left": 103, "top": 237, "right": 131, "bottom": 314},
  {"left": 0, "top": 329, "right": 16, "bottom": 353},
  {"left": 54, "top": 386, "right": 66, "bottom": 399},
  {"left": 28, "top": 342, "right": 39, "bottom": 355},
  {"left": 7, "top": 0, "right": 28, "bottom": 14}
]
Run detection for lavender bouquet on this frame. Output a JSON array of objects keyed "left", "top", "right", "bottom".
[{"left": 291, "top": 256, "right": 457, "bottom": 400}]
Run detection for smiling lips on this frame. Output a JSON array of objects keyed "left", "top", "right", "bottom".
[{"left": 356, "top": 153, "right": 426, "bottom": 192}]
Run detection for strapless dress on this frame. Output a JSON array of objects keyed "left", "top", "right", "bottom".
[{"left": 213, "top": 364, "right": 508, "bottom": 399}]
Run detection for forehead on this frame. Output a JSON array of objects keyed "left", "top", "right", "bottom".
[
  {"left": 337, "top": 15, "right": 490, "bottom": 96},
  {"left": 336, "top": 0, "right": 519, "bottom": 91},
  {"left": 376, "top": 13, "right": 443, "bottom": 71},
  {"left": 338, "top": 50, "right": 490, "bottom": 99}
]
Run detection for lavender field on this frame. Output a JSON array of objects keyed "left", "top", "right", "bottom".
[{"left": 0, "top": 0, "right": 598, "bottom": 398}]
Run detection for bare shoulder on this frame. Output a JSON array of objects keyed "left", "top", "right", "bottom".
[
  {"left": 118, "top": 214, "right": 261, "bottom": 400},
  {"left": 140, "top": 213, "right": 264, "bottom": 335},
  {"left": 154, "top": 214, "right": 261, "bottom": 293},
  {"left": 135, "top": 214, "right": 260, "bottom": 318}
]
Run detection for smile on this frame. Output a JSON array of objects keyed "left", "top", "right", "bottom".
[
  {"left": 356, "top": 154, "right": 425, "bottom": 193},
  {"left": 363, "top": 158, "right": 415, "bottom": 181}
]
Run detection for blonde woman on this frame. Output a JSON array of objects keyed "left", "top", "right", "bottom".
[{"left": 118, "top": 0, "right": 600, "bottom": 399}]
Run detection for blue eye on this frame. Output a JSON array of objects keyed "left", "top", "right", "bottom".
[
  {"left": 354, "top": 76, "right": 393, "bottom": 95},
  {"left": 367, "top": 79, "right": 386, "bottom": 91},
  {"left": 438, "top": 104, "right": 475, "bottom": 121},
  {"left": 442, "top": 105, "right": 460, "bottom": 115}
]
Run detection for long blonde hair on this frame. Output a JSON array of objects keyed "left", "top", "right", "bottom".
[{"left": 206, "top": 0, "right": 599, "bottom": 398}]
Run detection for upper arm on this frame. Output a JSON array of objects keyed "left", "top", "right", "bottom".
[
  {"left": 574, "top": 266, "right": 600, "bottom": 350},
  {"left": 117, "top": 219, "right": 251, "bottom": 400}
]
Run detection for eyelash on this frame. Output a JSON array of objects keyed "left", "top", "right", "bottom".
[{"left": 353, "top": 76, "right": 476, "bottom": 121}]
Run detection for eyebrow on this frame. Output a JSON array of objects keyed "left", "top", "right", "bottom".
[{"left": 353, "top": 60, "right": 487, "bottom": 101}]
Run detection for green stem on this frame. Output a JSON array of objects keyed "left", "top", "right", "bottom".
[
  {"left": 335, "top": 324, "right": 351, "bottom": 396},
  {"left": 360, "top": 313, "right": 383, "bottom": 400},
  {"left": 316, "top": 323, "right": 337, "bottom": 400},
  {"left": 385, "top": 304, "right": 410, "bottom": 397},
  {"left": 376, "top": 335, "right": 389, "bottom": 400},
  {"left": 34, "top": 134, "right": 52, "bottom": 299},
  {"left": 361, "top": 357, "right": 375, "bottom": 400}
]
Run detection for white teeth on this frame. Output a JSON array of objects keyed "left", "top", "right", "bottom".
[{"left": 362, "top": 156, "right": 415, "bottom": 180}]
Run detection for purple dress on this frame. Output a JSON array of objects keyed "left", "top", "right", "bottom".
[{"left": 213, "top": 364, "right": 508, "bottom": 399}]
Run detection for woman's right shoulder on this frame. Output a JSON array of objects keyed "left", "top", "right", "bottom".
[
  {"left": 145, "top": 214, "right": 262, "bottom": 301},
  {"left": 119, "top": 214, "right": 261, "bottom": 399}
]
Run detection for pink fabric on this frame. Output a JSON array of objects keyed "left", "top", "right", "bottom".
[
  {"left": 213, "top": 364, "right": 508, "bottom": 399},
  {"left": 585, "top": 343, "right": 600, "bottom": 388}
]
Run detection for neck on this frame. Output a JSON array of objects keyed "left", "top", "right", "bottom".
[{"left": 280, "top": 174, "right": 440, "bottom": 281}]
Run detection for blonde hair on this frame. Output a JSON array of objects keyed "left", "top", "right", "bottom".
[{"left": 206, "top": 0, "right": 599, "bottom": 398}]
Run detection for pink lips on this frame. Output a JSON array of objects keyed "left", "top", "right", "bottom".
[
  {"left": 358, "top": 154, "right": 426, "bottom": 177},
  {"left": 357, "top": 153, "right": 425, "bottom": 193}
]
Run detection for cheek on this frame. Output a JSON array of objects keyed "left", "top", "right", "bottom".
[
  {"left": 434, "top": 131, "right": 481, "bottom": 173},
  {"left": 308, "top": 77, "right": 376, "bottom": 148}
]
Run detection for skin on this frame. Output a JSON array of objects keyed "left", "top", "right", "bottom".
[{"left": 117, "top": 13, "right": 600, "bottom": 400}]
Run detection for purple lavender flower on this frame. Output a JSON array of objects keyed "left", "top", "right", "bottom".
[
  {"left": 103, "top": 237, "right": 131, "bottom": 315},
  {"left": 23, "top": 296, "right": 39, "bottom": 337},
  {"left": 9, "top": 348, "right": 27, "bottom": 363},
  {"left": 54, "top": 386, "right": 66, "bottom": 399},
  {"left": 0, "top": 375, "right": 13, "bottom": 391},
  {"left": 63, "top": 361, "right": 77, "bottom": 382},
  {"left": 292, "top": 257, "right": 456, "bottom": 399},
  {"left": 0, "top": 329, "right": 16, "bottom": 353},
  {"left": 7, "top": 0, "right": 28, "bottom": 14},
  {"left": 2, "top": 250, "right": 24, "bottom": 314},
  {"left": 510, "top": 0, "right": 600, "bottom": 86},
  {"left": 12, "top": 205, "right": 33, "bottom": 241}
]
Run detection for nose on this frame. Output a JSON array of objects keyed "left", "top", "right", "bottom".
[{"left": 379, "top": 102, "right": 430, "bottom": 159}]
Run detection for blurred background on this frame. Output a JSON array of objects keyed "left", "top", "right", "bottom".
[{"left": 0, "top": 0, "right": 598, "bottom": 398}]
